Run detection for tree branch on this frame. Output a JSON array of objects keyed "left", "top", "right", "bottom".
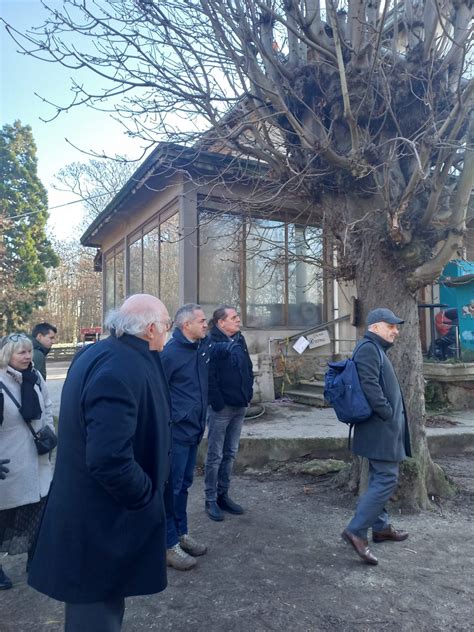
[
  {"left": 327, "top": 0, "right": 360, "bottom": 155},
  {"left": 408, "top": 111, "right": 474, "bottom": 290}
]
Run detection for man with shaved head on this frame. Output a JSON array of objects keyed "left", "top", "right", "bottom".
[{"left": 29, "top": 294, "right": 172, "bottom": 631}]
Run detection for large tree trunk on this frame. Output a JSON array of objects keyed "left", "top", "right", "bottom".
[{"left": 353, "top": 234, "right": 454, "bottom": 511}]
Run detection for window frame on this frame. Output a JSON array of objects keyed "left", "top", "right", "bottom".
[
  {"left": 125, "top": 208, "right": 179, "bottom": 297},
  {"left": 103, "top": 244, "right": 125, "bottom": 312},
  {"left": 198, "top": 207, "right": 324, "bottom": 329}
]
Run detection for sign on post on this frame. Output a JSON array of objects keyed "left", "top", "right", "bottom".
[{"left": 307, "top": 329, "right": 330, "bottom": 349}]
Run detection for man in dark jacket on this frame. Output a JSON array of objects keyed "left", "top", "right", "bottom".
[
  {"left": 31, "top": 322, "right": 57, "bottom": 380},
  {"left": 204, "top": 305, "right": 254, "bottom": 521},
  {"left": 28, "top": 294, "right": 172, "bottom": 631},
  {"left": 160, "top": 304, "right": 211, "bottom": 571},
  {"left": 342, "top": 308, "right": 412, "bottom": 566}
]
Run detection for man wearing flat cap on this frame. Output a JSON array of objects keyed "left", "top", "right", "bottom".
[{"left": 342, "top": 308, "right": 411, "bottom": 566}]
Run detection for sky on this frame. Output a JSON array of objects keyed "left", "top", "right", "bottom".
[{"left": 0, "top": 0, "right": 143, "bottom": 240}]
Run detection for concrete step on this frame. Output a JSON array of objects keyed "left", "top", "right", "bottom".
[
  {"left": 284, "top": 389, "right": 329, "bottom": 407},
  {"left": 299, "top": 379, "right": 325, "bottom": 392}
]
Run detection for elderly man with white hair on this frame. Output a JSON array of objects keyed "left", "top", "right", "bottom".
[{"left": 28, "top": 294, "right": 172, "bottom": 632}]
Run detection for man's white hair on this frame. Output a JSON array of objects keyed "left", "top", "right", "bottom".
[{"left": 104, "top": 306, "right": 165, "bottom": 337}]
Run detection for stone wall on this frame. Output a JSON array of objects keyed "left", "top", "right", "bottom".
[
  {"left": 423, "top": 362, "right": 474, "bottom": 409},
  {"left": 249, "top": 353, "right": 275, "bottom": 403}
]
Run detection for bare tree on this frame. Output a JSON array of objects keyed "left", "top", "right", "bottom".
[
  {"left": 28, "top": 239, "right": 102, "bottom": 342},
  {"left": 4, "top": 0, "right": 473, "bottom": 507},
  {"left": 54, "top": 158, "right": 138, "bottom": 226}
]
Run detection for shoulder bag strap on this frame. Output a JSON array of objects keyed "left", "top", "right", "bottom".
[
  {"left": 0, "top": 380, "right": 39, "bottom": 439},
  {"left": 0, "top": 380, "right": 21, "bottom": 409}
]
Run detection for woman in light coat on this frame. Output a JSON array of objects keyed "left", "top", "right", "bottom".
[{"left": 0, "top": 333, "right": 54, "bottom": 590}]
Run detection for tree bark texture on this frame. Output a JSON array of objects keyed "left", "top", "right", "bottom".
[{"left": 353, "top": 225, "right": 454, "bottom": 510}]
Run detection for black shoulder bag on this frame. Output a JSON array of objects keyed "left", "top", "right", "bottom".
[{"left": 0, "top": 380, "right": 57, "bottom": 455}]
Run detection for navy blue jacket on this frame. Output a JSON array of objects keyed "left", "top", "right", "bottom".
[
  {"left": 352, "top": 332, "right": 411, "bottom": 462},
  {"left": 28, "top": 334, "right": 171, "bottom": 603},
  {"left": 160, "top": 329, "right": 214, "bottom": 445},
  {"left": 208, "top": 326, "right": 254, "bottom": 411}
]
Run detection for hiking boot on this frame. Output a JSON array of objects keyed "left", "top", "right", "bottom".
[
  {"left": 166, "top": 544, "right": 197, "bottom": 571},
  {"left": 0, "top": 566, "right": 13, "bottom": 590},
  {"left": 205, "top": 500, "right": 224, "bottom": 521},
  {"left": 179, "top": 534, "right": 207, "bottom": 557},
  {"left": 217, "top": 494, "right": 244, "bottom": 515}
]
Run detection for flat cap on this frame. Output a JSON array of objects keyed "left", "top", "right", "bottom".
[{"left": 367, "top": 308, "right": 404, "bottom": 326}]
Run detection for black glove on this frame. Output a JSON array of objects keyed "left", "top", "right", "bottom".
[{"left": 0, "top": 459, "right": 10, "bottom": 480}]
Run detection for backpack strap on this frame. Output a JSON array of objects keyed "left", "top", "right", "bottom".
[
  {"left": 346, "top": 340, "right": 384, "bottom": 449},
  {"left": 352, "top": 339, "right": 384, "bottom": 367},
  {"left": 347, "top": 423, "right": 354, "bottom": 450},
  {"left": 352, "top": 339, "right": 384, "bottom": 388}
]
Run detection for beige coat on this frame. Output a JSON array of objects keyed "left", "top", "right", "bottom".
[{"left": 0, "top": 367, "right": 54, "bottom": 510}]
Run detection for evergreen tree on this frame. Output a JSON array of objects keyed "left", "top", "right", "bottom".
[{"left": 0, "top": 121, "right": 59, "bottom": 333}]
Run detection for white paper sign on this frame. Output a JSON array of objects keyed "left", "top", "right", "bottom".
[
  {"left": 307, "top": 329, "right": 331, "bottom": 349},
  {"left": 293, "top": 336, "right": 310, "bottom": 354}
]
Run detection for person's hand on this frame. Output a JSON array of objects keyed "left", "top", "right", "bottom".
[{"left": 0, "top": 459, "right": 10, "bottom": 480}]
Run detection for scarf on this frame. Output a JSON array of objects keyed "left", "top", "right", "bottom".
[{"left": 8, "top": 365, "right": 42, "bottom": 423}]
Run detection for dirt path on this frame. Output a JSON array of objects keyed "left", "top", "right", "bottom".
[{"left": 1, "top": 456, "right": 473, "bottom": 631}]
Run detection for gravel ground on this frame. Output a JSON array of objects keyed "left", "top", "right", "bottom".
[{"left": 1, "top": 455, "right": 473, "bottom": 632}]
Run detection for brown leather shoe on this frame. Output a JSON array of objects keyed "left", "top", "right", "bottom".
[
  {"left": 342, "top": 529, "right": 378, "bottom": 565},
  {"left": 372, "top": 525, "right": 409, "bottom": 543}
]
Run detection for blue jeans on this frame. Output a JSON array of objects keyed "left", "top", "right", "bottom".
[
  {"left": 204, "top": 405, "right": 246, "bottom": 501},
  {"left": 166, "top": 441, "right": 199, "bottom": 548},
  {"left": 347, "top": 459, "right": 399, "bottom": 539}
]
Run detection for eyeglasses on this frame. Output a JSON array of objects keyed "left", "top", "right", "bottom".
[{"left": 0, "top": 333, "right": 29, "bottom": 348}]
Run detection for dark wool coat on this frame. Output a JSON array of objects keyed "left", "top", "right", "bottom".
[
  {"left": 352, "top": 332, "right": 411, "bottom": 462},
  {"left": 28, "top": 334, "right": 171, "bottom": 603},
  {"left": 32, "top": 337, "right": 49, "bottom": 380},
  {"left": 208, "top": 326, "right": 254, "bottom": 411}
]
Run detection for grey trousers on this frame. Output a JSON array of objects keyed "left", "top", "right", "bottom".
[
  {"left": 65, "top": 597, "right": 125, "bottom": 632},
  {"left": 347, "top": 459, "right": 399, "bottom": 539},
  {"left": 204, "top": 405, "right": 246, "bottom": 501}
]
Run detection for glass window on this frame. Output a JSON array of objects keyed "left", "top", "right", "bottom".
[
  {"left": 199, "top": 211, "right": 241, "bottom": 317},
  {"left": 288, "top": 225, "right": 323, "bottom": 326},
  {"left": 129, "top": 236, "right": 142, "bottom": 295},
  {"left": 115, "top": 250, "right": 125, "bottom": 304},
  {"left": 104, "top": 254, "right": 114, "bottom": 314},
  {"left": 160, "top": 214, "right": 179, "bottom": 318},
  {"left": 246, "top": 219, "right": 286, "bottom": 327},
  {"left": 198, "top": 210, "right": 324, "bottom": 329},
  {"left": 104, "top": 248, "right": 125, "bottom": 312},
  {"left": 143, "top": 226, "right": 160, "bottom": 296}
]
